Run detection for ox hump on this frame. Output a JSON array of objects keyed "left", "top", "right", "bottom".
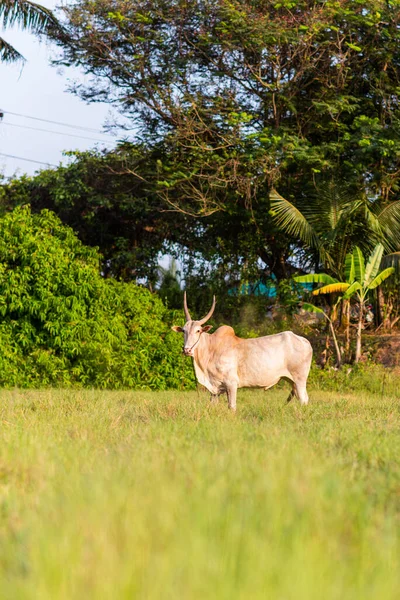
[{"left": 212, "top": 325, "right": 237, "bottom": 338}]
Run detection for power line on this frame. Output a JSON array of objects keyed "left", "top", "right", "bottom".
[
  {"left": 1, "top": 121, "right": 116, "bottom": 144},
  {"left": 0, "top": 109, "right": 116, "bottom": 136},
  {"left": 0, "top": 152, "right": 56, "bottom": 167}
]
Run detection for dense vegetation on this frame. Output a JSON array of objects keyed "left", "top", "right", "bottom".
[
  {"left": 1, "top": 0, "right": 400, "bottom": 378},
  {"left": 0, "top": 205, "right": 193, "bottom": 388},
  {"left": 51, "top": 0, "right": 400, "bottom": 283}
]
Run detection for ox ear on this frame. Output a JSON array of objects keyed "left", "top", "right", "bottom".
[
  {"left": 202, "top": 325, "right": 213, "bottom": 333},
  {"left": 171, "top": 326, "right": 184, "bottom": 333}
]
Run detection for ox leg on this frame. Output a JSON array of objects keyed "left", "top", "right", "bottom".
[
  {"left": 210, "top": 394, "right": 219, "bottom": 404},
  {"left": 293, "top": 381, "right": 309, "bottom": 406},
  {"left": 226, "top": 384, "right": 237, "bottom": 412}
]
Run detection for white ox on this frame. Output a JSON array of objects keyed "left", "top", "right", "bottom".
[{"left": 172, "top": 293, "right": 313, "bottom": 411}]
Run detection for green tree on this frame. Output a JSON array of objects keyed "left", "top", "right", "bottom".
[
  {"left": 39, "top": 0, "right": 400, "bottom": 291},
  {"left": 0, "top": 148, "right": 178, "bottom": 283},
  {"left": 0, "top": 0, "right": 61, "bottom": 62},
  {"left": 0, "top": 147, "right": 294, "bottom": 314},
  {"left": 271, "top": 184, "right": 400, "bottom": 279},
  {"left": 55, "top": 0, "right": 400, "bottom": 201}
]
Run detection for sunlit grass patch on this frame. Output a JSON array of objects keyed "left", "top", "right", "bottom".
[{"left": 0, "top": 387, "right": 399, "bottom": 599}]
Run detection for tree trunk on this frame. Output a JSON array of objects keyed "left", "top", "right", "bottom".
[
  {"left": 343, "top": 299, "right": 351, "bottom": 361},
  {"left": 376, "top": 287, "right": 384, "bottom": 327},
  {"left": 355, "top": 300, "right": 364, "bottom": 363},
  {"left": 329, "top": 320, "right": 342, "bottom": 368}
]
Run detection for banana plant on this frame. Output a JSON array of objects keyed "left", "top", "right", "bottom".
[
  {"left": 295, "top": 270, "right": 351, "bottom": 365},
  {"left": 343, "top": 245, "right": 394, "bottom": 362},
  {"left": 295, "top": 244, "right": 395, "bottom": 363},
  {"left": 300, "top": 302, "right": 342, "bottom": 368}
]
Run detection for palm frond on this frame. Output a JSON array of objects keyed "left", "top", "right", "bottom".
[
  {"left": 0, "top": 35, "right": 24, "bottom": 62},
  {"left": 302, "top": 182, "right": 353, "bottom": 232},
  {"left": 270, "top": 189, "right": 318, "bottom": 249},
  {"left": 312, "top": 282, "right": 350, "bottom": 296},
  {"left": 368, "top": 267, "right": 395, "bottom": 290},
  {"left": 0, "top": 0, "right": 60, "bottom": 34},
  {"left": 376, "top": 200, "right": 400, "bottom": 250},
  {"left": 362, "top": 200, "right": 384, "bottom": 240}
]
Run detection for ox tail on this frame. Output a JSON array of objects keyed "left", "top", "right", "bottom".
[{"left": 286, "top": 389, "right": 295, "bottom": 403}]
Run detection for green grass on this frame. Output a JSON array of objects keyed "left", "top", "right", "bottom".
[{"left": 0, "top": 386, "right": 400, "bottom": 599}]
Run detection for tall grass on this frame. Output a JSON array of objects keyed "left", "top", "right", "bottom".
[{"left": 0, "top": 387, "right": 399, "bottom": 599}]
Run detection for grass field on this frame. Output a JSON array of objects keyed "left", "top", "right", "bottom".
[{"left": 0, "top": 385, "right": 400, "bottom": 599}]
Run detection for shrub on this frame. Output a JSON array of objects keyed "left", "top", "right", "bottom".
[{"left": 0, "top": 206, "right": 194, "bottom": 389}]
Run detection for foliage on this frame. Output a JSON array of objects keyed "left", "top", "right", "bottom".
[
  {"left": 0, "top": 148, "right": 177, "bottom": 284},
  {"left": 3, "top": 0, "right": 400, "bottom": 321},
  {"left": 271, "top": 184, "right": 400, "bottom": 278},
  {"left": 300, "top": 302, "right": 342, "bottom": 366},
  {"left": 54, "top": 0, "right": 400, "bottom": 203},
  {"left": 296, "top": 244, "right": 394, "bottom": 362},
  {"left": 0, "top": 0, "right": 62, "bottom": 62},
  {"left": 0, "top": 205, "right": 194, "bottom": 388}
]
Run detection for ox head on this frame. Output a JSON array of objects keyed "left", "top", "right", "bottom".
[{"left": 172, "top": 292, "right": 216, "bottom": 356}]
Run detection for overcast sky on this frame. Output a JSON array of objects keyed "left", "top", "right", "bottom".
[{"left": 0, "top": 0, "right": 122, "bottom": 178}]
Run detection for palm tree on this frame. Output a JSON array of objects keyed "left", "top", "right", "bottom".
[
  {"left": 0, "top": 0, "right": 61, "bottom": 63},
  {"left": 296, "top": 244, "right": 394, "bottom": 363},
  {"left": 270, "top": 183, "right": 400, "bottom": 279}
]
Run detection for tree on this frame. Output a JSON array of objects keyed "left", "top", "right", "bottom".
[
  {"left": 0, "top": 147, "right": 296, "bottom": 306},
  {"left": 271, "top": 183, "right": 400, "bottom": 279},
  {"left": 54, "top": 0, "right": 400, "bottom": 203},
  {"left": 296, "top": 245, "right": 394, "bottom": 363},
  {"left": 41, "top": 0, "right": 400, "bottom": 291},
  {"left": 0, "top": 147, "right": 179, "bottom": 284},
  {"left": 0, "top": 0, "right": 62, "bottom": 62}
]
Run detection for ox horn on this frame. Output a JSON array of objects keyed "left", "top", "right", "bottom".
[
  {"left": 199, "top": 295, "right": 216, "bottom": 325},
  {"left": 183, "top": 291, "right": 192, "bottom": 322}
]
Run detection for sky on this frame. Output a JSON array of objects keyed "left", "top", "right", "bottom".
[{"left": 0, "top": 0, "right": 122, "bottom": 178}]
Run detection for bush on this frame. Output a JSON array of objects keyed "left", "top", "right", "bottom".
[{"left": 0, "top": 206, "right": 194, "bottom": 389}]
